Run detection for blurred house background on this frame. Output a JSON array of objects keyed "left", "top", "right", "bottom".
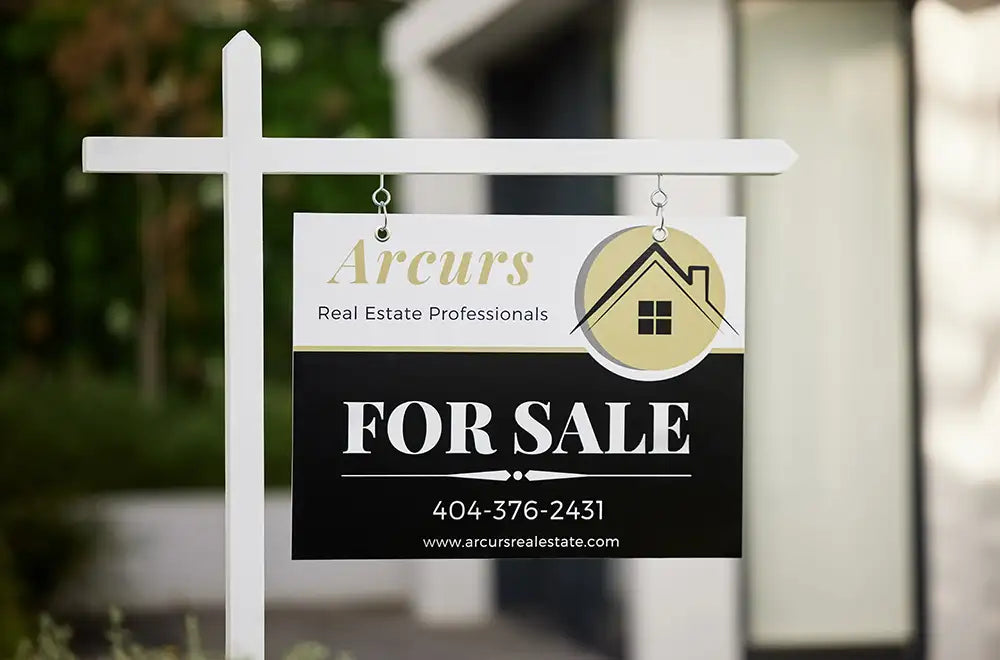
[{"left": 1, "top": 0, "right": 999, "bottom": 659}]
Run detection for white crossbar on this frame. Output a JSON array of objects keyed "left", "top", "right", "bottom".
[
  {"left": 83, "top": 136, "right": 796, "bottom": 175},
  {"left": 83, "top": 137, "right": 227, "bottom": 173}
]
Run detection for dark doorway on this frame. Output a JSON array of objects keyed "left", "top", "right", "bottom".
[
  {"left": 485, "top": 2, "right": 621, "bottom": 658},
  {"left": 487, "top": 1, "right": 615, "bottom": 218}
]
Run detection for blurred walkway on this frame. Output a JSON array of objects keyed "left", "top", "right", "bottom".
[{"left": 67, "top": 606, "right": 610, "bottom": 659}]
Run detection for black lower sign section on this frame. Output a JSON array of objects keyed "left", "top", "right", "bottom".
[{"left": 292, "top": 351, "right": 742, "bottom": 559}]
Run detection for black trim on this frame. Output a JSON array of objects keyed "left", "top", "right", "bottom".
[
  {"left": 484, "top": 3, "right": 623, "bottom": 657},
  {"left": 901, "top": 1, "right": 927, "bottom": 658},
  {"left": 749, "top": 647, "right": 909, "bottom": 660},
  {"left": 728, "top": 1, "right": 750, "bottom": 653}
]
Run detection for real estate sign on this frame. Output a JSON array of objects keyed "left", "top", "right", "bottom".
[{"left": 292, "top": 213, "right": 745, "bottom": 559}]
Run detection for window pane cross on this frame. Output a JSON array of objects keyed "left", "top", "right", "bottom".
[{"left": 638, "top": 300, "right": 672, "bottom": 335}]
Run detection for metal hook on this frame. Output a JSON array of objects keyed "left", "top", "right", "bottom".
[
  {"left": 372, "top": 174, "right": 391, "bottom": 242},
  {"left": 650, "top": 174, "right": 668, "bottom": 242}
]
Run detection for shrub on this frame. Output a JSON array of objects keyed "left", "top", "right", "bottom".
[
  {"left": 0, "top": 372, "right": 293, "bottom": 654},
  {"left": 0, "top": 373, "right": 292, "bottom": 492},
  {"left": 12, "top": 610, "right": 351, "bottom": 660}
]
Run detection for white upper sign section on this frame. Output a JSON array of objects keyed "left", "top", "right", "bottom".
[{"left": 293, "top": 213, "right": 745, "bottom": 353}]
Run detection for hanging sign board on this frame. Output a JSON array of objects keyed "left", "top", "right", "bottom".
[{"left": 291, "top": 213, "right": 745, "bottom": 559}]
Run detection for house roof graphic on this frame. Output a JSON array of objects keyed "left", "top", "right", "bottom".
[{"left": 572, "top": 241, "right": 738, "bottom": 335}]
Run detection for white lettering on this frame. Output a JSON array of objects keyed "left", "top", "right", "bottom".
[
  {"left": 513, "top": 401, "right": 552, "bottom": 455},
  {"left": 344, "top": 402, "right": 382, "bottom": 454},
  {"left": 606, "top": 402, "right": 645, "bottom": 454},
  {"left": 650, "top": 402, "right": 690, "bottom": 454},
  {"left": 446, "top": 402, "right": 495, "bottom": 454},
  {"left": 553, "top": 402, "right": 602, "bottom": 454},
  {"left": 387, "top": 401, "right": 442, "bottom": 455}
]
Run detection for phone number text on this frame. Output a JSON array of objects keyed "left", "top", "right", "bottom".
[{"left": 433, "top": 500, "right": 604, "bottom": 521}]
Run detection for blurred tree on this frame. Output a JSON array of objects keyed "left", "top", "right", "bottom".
[
  {"left": 49, "top": 0, "right": 218, "bottom": 403},
  {"left": 0, "top": 0, "right": 397, "bottom": 647},
  {"left": 0, "top": 0, "right": 396, "bottom": 397}
]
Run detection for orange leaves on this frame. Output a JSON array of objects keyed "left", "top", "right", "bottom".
[{"left": 49, "top": 0, "right": 211, "bottom": 136}]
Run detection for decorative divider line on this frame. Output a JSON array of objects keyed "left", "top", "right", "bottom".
[{"left": 342, "top": 470, "right": 692, "bottom": 481}]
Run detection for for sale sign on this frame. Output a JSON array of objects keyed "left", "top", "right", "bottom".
[{"left": 291, "top": 213, "right": 745, "bottom": 559}]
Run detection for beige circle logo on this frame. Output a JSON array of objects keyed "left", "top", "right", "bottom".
[{"left": 573, "top": 226, "right": 736, "bottom": 379}]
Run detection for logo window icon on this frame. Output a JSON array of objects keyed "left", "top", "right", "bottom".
[{"left": 638, "top": 300, "right": 672, "bottom": 335}]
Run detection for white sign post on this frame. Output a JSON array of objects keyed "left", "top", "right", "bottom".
[{"left": 82, "top": 30, "right": 795, "bottom": 660}]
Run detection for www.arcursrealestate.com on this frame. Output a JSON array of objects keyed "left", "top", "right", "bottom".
[{"left": 423, "top": 536, "right": 620, "bottom": 550}]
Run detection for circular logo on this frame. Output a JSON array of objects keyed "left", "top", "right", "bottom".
[{"left": 574, "top": 226, "right": 730, "bottom": 380}]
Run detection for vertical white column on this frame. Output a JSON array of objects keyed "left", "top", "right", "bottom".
[
  {"left": 393, "top": 66, "right": 488, "bottom": 214},
  {"left": 389, "top": 60, "right": 494, "bottom": 626},
  {"left": 740, "top": 1, "right": 911, "bottom": 647},
  {"left": 398, "top": 66, "right": 495, "bottom": 626},
  {"left": 615, "top": 1, "right": 740, "bottom": 659},
  {"left": 222, "top": 31, "right": 266, "bottom": 660}
]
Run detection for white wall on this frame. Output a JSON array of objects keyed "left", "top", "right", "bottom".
[
  {"left": 58, "top": 493, "right": 408, "bottom": 611},
  {"left": 913, "top": 2, "right": 1000, "bottom": 658},
  {"left": 739, "top": 0, "right": 914, "bottom": 647},
  {"left": 616, "top": 1, "right": 740, "bottom": 659},
  {"left": 384, "top": 0, "right": 592, "bottom": 627}
]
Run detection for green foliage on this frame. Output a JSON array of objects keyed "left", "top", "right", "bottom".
[
  {"left": 0, "top": 1, "right": 397, "bottom": 647},
  {"left": 0, "top": 373, "right": 293, "bottom": 493},
  {"left": 0, "top": 371, "right": 294, "bottom": 653},
  {"left": 0, "top": 0, "right": 397, "bottom": 385},
  {"left": 0, "top": 541, "right": 27, "bottom": 658}
]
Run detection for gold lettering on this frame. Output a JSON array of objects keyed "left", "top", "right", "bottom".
[
  {"left": 377, "top": 250, "right": 407, "bottom": 284},
  {"left": 477, "top": 252, "right": 496, "bottom": 284},
  {"left": 332, "top": 245, "right": 533, "bottom": 286},
  {"left": 407, "top": 251, "right": 437, "bottom": 285},
  {"left": 328, "top": 239, "right": 368, "bottom": 284},
  {"left": 508, "top": 251, "right": 533, "bottom": 286},
  {"left": 477, "top": 251, "right": 508, "bottom": 284},
  {"left": 439, "top": 251, "right": 473, "bottom": 285}
]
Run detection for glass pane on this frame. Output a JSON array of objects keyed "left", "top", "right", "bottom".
[{"left": 738, "top": 0, "right": 914, "bottom": 648}]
